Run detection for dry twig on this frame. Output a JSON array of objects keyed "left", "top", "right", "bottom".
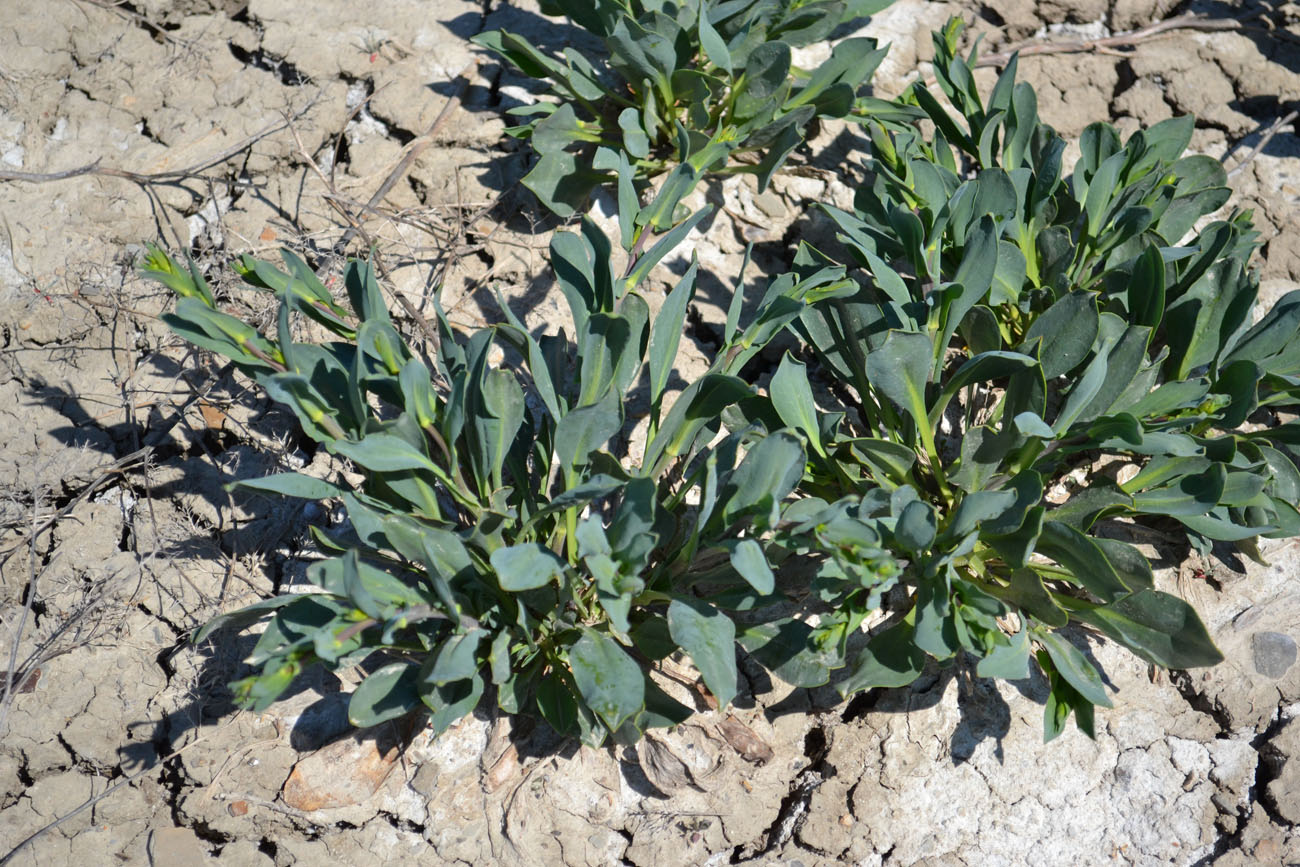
[
  {"left": 1226, "top": 109, "right": 1300, "bottom": 178},
  {"left": 0, "top": 95, "right": 322, "bottom": 186}
]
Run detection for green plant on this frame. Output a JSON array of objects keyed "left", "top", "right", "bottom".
[
  {"left": 141, "top": 191, "right": 854, "bottom": 744},
  {"left": 751, "top": 20, "right": 1300, "bottom": 738},
  {"left": 474, "top": 0, "right": 915, "bottom": 220},
  {"left": 146, "top": 17, "right": 1300, "bottom": 747}
]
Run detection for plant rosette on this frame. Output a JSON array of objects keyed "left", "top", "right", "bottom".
[
  {"left": 746, "top": 19, "right": 1300, "bottom": 739},
  {"left": 474, "top": 0, "right": 920, "bottom": 221},
  {"left": 142, "top": 188, "right": 856, "bottom": 745}
]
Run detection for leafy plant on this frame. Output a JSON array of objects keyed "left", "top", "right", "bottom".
[
  {"left": 146, "top": 17, "right": 1300, "bottom": 748},
  {"left": 141, "top": 190, "right": 854, "bottom": 744},
  {"left": 754, "top": 19, "right": 1300, "bottom": 739},
  {"left": 474, "top": 0, "right": 915, "bottom": 220}
]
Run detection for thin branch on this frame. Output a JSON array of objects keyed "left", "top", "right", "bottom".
[
  {"left": 333, "top": 61, "right": 477, "bottom": 255},
  {"left": 972, "top": 12, "right": 1288, "bottom": 69},
  {"left": 1226, "top": 109, "right": 1299, "bottom": 178},
  {"left": 0, "top": 448, "right": 152, "bottom": 570},
  {"left": 0, "top": 500, "right": 42, "bottom": 734},
  {"left": 0, "top": 716, "right": 237, "bottom": 866},
  {"left": 0, "top": 93, "right": 322, "bottom": 186}
]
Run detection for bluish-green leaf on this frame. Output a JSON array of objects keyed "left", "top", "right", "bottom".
[
  {"left": 1037, "top": 630, "right": 1112, "bottom": 708},
  {"left": 349, "top": 662, "right": 421, "bottom": 726},
  {"left": 729, "top": 538, "right": 775, "bottom": 594},
  {"left": 894, "top": 499, "right": 937, "bottom": 553},
  {"left": 976, "top": 625, "right": 1031, "bottom": 680},
  {"left": 771, "top": 353, "right": 823, "bottom": 455},
  {"left": 839, "top": 620, "right": 927, "bottom": 696},
  {"left": 864, "top": 330, "right": 932, "bottom": 427},
  {"left": 1021, "top": 292, "right": 1098, "bottom": 379},
  {"left": 490, "top": 543, "right": 566, "bottom": 591},
  {"left": 425, "top": 629, "right": 486, "bottom": 685},
  {"left": 668, "top": 597, "right": 738, "bottom": 707},
  {"left": 648, "top": 260, "right": 698, "bottom": 410},
  {"left": 1074, "top": 590, "right": 1222, "bottom": 669},
  {"left": 569, "top": 630, "right": 645, "bottom": 730},
  {"left": 230, "top": 473, "right": 345, "bottom": 500}
]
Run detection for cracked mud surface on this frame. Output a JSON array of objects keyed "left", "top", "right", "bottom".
[{"left": 2, "top": 0, "right": 1300, "bottom": 864}]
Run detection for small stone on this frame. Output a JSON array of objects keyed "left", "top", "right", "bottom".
[
  {"left": 227, "top": 800, "right": 249, "bottom": 817},
  {"left": 1252, "top": 632, "right": 1297, "bottom": 679},
  {"left": 839, "top": 813, "right": 854, "bottom": 827},
  {"left": 148, "top": 827, "right": 207, "bottom": 866},
  {"left": 1253, "top": 838, "right": 1280, "bottom": 862},
  {"left": 281, "top": 728, "right": 403, "bottom": 811},
  {"left": 752, "top": 191, "right": 787, "bottom": 218}
]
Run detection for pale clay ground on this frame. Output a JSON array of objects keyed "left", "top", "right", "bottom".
[{"left": 2, "top": 0, "right": 1300, "bottom": 864}]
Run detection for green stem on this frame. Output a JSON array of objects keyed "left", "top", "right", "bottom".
[{"left": 917, "top": 417, "right": 953, "bottom": 505}]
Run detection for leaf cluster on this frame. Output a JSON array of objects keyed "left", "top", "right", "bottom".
[
  {"left": 142, "top": 186, "right": 851, "bottom": 743},
  {"left": 143, "top": 18, "right": 1300, "bottom": 746},
  {"left": 474, "top": 0, "right": 911, "bottom": 219},
  {"left": 761, "top": 21, "right": 1300, "bottom": 738}
]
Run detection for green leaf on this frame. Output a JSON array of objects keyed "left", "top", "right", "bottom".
[
  {"left": 425, "top": 629, "right": 486, "bottom": 685},
  {"left": 729, "top": 538, "right": 775, "bottom": 594},
  {"left": 625, "top": 206, "right": 713, "bottom": 288},
  {"left": 894, "top": 499, "right": 937, "bottom": 553},
  {"left": 1077, "top": 326, "right": 1152, "bottom": 424},
  {"left": 990, "top": 241, "right": 1027, "bottom": 307},
  {"left": 976, "top": 625, "right": 1030, "bottom": 680},
  {"left": 569, "top": 630, "right": 645, "bottom": 730},
  {"left": 913, "top": 575, "right": 959, "bottom": 659},
  {"left": 332, "top": 434, "right": 433, "bottom": 473},
  {"left": 771, "top": 353, "right": 823, "bottom": 455},
  {"left": 646, "top": 374, "right": 753, "bottom": 472},
  {"left": 720, "top": 430, "right": 806, "bottom": 525},
  {"left": 1224, "top": 289, "right": 1300, "bottom": 376},
  {"left": 1040, "top": 651, "right": 1096, "bottom": 743},
  {"left": 698, "top": 1, "right": 732, "bottom": 73},
  {"left": 1014, "top": 411, "right": 1054, "bottom": 440},
  {"left": 1051, "top": 347, "right": 1109, "bottom": 435},
  {"left": 929, "top": 351, "right": 1038, "bottom": 426},
  {"left": 230, "top": 473, "right": 345, "bottom": 500},
  {"left": 523, "top": 151, "right": 609, "bottom": 218},
  {"left": 608, "top": 15, "right": 677, "bottom": 96},
  {"left": 734, "top": 41, "right": 792, "bottom": 121},
  {"left": 349, "top": 662, "right": 421, "bottom": 726},
  {"left": 1128, "top": 244, "right": 1167, "bottom": 329},
  {"left": 937, "top": 216, "right": 999, "bottom": 363},
  {"left": 1073, "top": 590, "right": 1223, "bottom": 669},
  {"left": 421, "top": 672, "right": 485, "bottom": 738},
  {"left": 787, "top": 37, "right": 886, "bottom": 110},
  {"left": 342, "top": 549, "right": 428, "bottom": 618},
  {"left": 1132, "top": 463, "right": 1226, "bottom": 517},
  {"left": 1020, "top": 292, "right": 1099, "bottom": 379},
  {"left": 648, "top": 260, "right": 698, "bottom": 411},
  {"left": 944, "top": 490, "right": 1018, "bottom": 541},
  {"left": 839, "top": 620, "right": 927, "bottom": 696},
  {"left": 1036, "top": 630, "right": 1112, "bottom": 708},
  {"left": 554, "top": 391, "right": 622, "bottom": 469},
  {"left": 845, "top": 437, "right": 917, "bottom": 485},
  {"left": 864, "top": 330, "right": 932, "bottom": 427},
  {"left": 191, "top": 594, "right": 301, "bottom": 644},
  {"left": 490, "top": 543, "right": 566, "bottom": 591},
  {"left": 738, "top": 619, "right": 833, "bottom": 687},
  {"left": 668, "top": 597, "right": 738, "bottom": 707},
  {"left": 1036, "top": 521, "right": 1132, "bottom": 602},
  {"left": 1005, "top": 567, "right": 1067, "bottom": 627},
  {"left": 531, "top": 103, "right": 603, "bottom": 154},
  {"left": 474, "top": 366, "right": 526, "bottom": 488}
]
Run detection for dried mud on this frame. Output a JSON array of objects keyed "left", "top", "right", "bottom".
[{"left": 1, "top": 0, "right": 1300, "bottom": 864}]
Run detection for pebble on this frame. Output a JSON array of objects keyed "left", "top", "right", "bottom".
[
  {"left": 1252, "top": 631, "right": 1297, "bottom": 679},
  {"left": 147, "top": 827, "right": 207, "bottom": 866}
]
